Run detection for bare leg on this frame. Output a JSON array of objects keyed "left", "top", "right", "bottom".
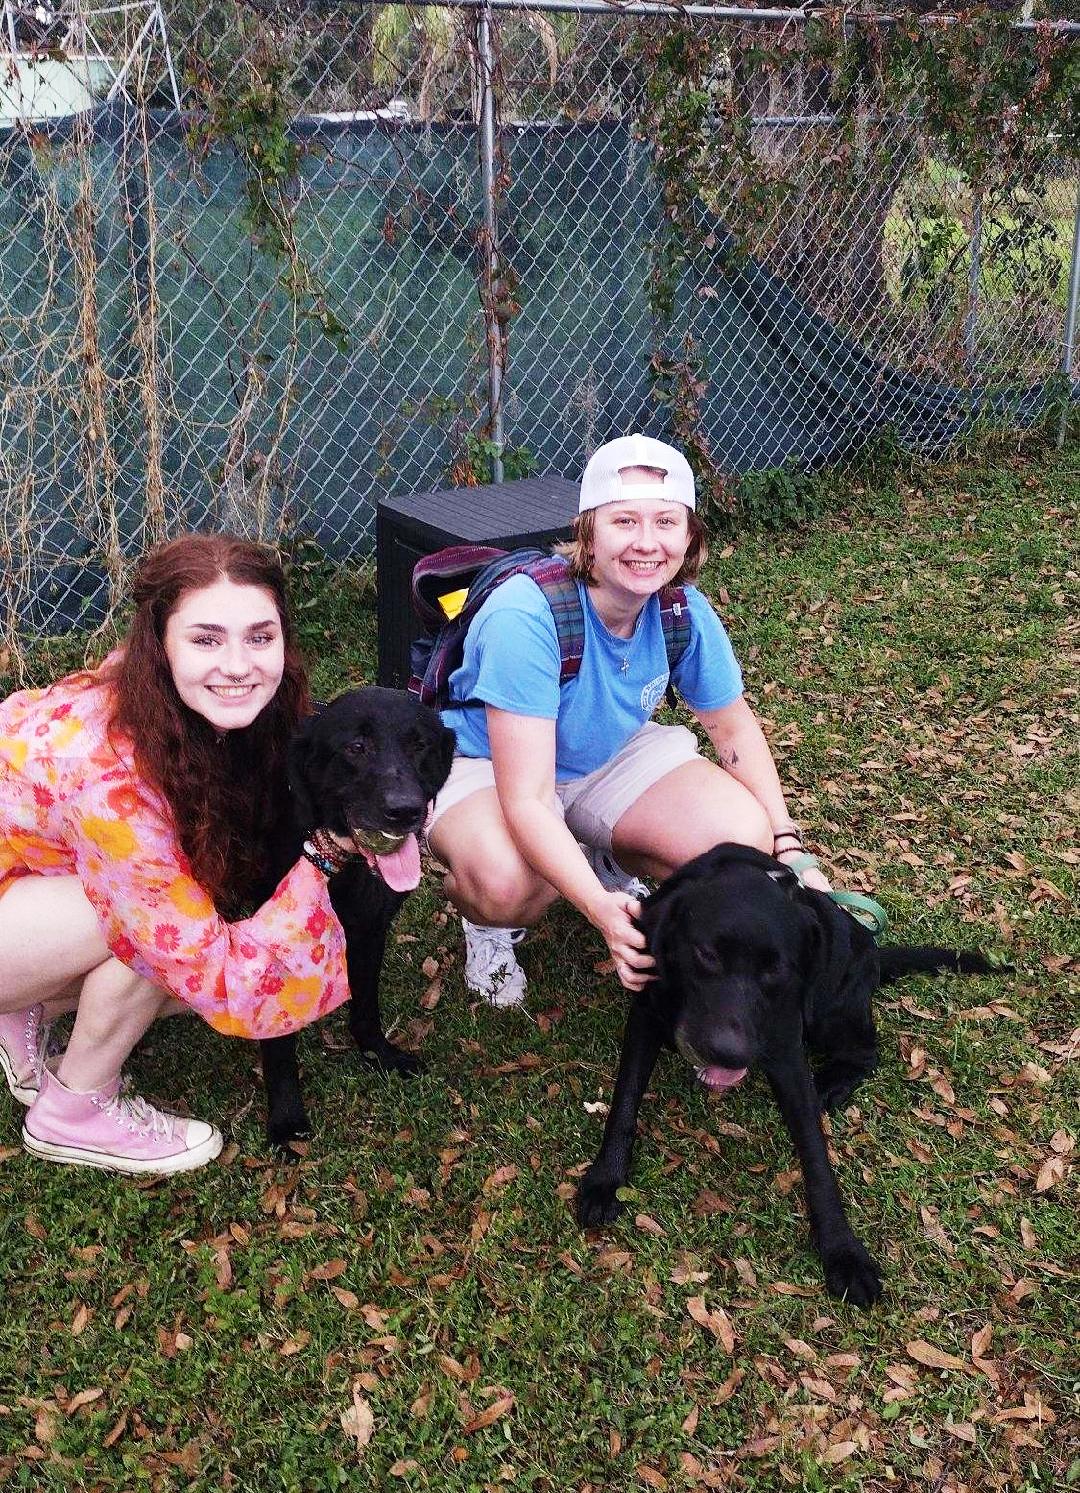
[
  {"left": 612, "top": 759, "right": 772, "bottom": 880},
  {"left": 0, "top": 876, "right": 173, "bottom": 1088},
  {"left": 429, "top": 788, "right": 559, "bottom": 927},
  {"left": 57, "top": 960, "right": 173, "bottom": 1092}
]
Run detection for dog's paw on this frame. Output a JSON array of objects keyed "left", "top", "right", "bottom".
[
  {"left": 267, "top": 1108, "right": 312, "bottom": 1150},
  {"left": 575, "top": 1170, "right": 623, "bottom": 1229},
  {"left": 821, "top": 1240, "right": 883, "bottom": 1307},
  {"left": 356, "top": 1036, "right": 425, "bottom": 1078}
]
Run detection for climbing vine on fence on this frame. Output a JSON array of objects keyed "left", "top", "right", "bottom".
[
  {"left": 637, "top": 11, "right": 1078, "bottom": 521},
  {"left": 187, "top": 46, "right": 349, "bottom": 354}
]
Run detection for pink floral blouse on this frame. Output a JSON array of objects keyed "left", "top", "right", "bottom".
[{"left": 0, "top": 666, "right": 349, "bottom": 1040}]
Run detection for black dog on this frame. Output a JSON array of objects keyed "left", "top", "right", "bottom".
[
  {"left": 576, "top": 843, "right": 1005, "bottom": 1306},
  {"left": 258, "top": 687, "right": 454, "bottom": 1146}
]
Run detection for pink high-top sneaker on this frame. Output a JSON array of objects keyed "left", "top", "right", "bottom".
[
  {"left": 23, "top": 1064, "right": 223, "bottom": 1175},
  {"left": 0, "top": 1004, "right": 55, "bottom": 1106}
]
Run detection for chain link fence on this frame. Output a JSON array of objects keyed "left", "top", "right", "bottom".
[{"left": 1, "top": 0, "right": 1077, "bottom": 652}]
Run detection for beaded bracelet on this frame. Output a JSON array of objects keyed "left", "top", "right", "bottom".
[
  {"left": 302, "top": 840, "right": 339, "bottom": 877},
  {"left": 309, "top": 826, "right": 357, "bottom": 872}
]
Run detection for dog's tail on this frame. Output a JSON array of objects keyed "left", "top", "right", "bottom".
[{"left": 878, "top": 945, "right": 1009, "bottom": 986}]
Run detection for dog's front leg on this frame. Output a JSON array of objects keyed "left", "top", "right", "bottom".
[
  {"left": 762, "top": 1049, "right": 883, "bottom": 1307},
  {"left": 330, "top": 881, "right": 424, "bottom": 1079},
  {"left": 347, "top": 923, "right": 423, "bottom": 1078},
  {"left": 260, "top": 1034, "right": 312, "bottom": 1148},
  {"left": 576, "top": 999, "right": 665, "bottom": 1227}
]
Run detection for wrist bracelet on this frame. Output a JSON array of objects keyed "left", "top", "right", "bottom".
[
  {"left": 309, "top": 827, "right": 355, "bottom": 873},
  {"left": 302, "top": 840, "right": 339, "bottom": 877}
]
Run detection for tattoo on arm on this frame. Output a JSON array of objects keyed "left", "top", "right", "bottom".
[{"left": 718, "top": 746, "right": 739, "bottom": 770}]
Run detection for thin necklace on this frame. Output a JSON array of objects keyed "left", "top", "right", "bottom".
[{"left": 590, "top": 589, "right": 644, "bottom": 672}]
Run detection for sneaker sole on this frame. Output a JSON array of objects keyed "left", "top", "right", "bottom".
[
  {"left": 474, "top": 989, "right": 527, "bottom": 1009},
  {"left": 21, "top": 1125, "right": 224, "bottom": 1175},
  {"left": 463, "top": 973, "right": 528, "bottom": 1008},
  {"left": 0, "top": 1046, "right": 37, "bottom": 1107}
]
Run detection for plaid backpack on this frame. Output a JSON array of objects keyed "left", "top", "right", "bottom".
[{"left": 407, "top": 544, "right": 691, "bottom": 710}]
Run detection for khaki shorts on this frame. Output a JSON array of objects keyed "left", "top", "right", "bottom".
[{"left": 427, "top": 722, "right": 703, "bottom": 852}]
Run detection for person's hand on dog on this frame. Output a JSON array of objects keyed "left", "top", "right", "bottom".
[{"left": 586, "top": 889, "right": 655, "bottom": 991}]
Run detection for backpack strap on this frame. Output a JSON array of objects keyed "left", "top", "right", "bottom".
[
  {"left": 658, "top": 585, "right": 691, "bottom": 708},
  {"left": 522, "top": 555, "right": 586, "bottom": 684}
]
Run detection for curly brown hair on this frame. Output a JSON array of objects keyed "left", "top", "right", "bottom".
[
  {"left": 105, "top": 534, "right": 310, "bottom": 919},
  {"left": 554, "top": 508, "right": 708, "bottom": 586}
]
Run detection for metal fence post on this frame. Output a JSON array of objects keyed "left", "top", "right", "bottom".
[
  {"left": 477, "top": 0, "right": 504, "bottom": 482},
  {"left": 963, "top": 186, "right": 982, "bottom": 373},
  {"left": 1060, "top": 176, "right": 1080, "bottom": 449}
]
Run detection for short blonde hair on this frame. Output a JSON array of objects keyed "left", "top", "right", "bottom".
[{"left": 554, "top": 508, "right": 709, "bottom": 586}]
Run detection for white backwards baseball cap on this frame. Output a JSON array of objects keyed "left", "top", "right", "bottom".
[{"left": 578, "top": 433, "right": 696, "bottom": 513}]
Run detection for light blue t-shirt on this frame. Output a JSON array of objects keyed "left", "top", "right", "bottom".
[{"left": 441, "top": 576, "right": 743, "bottom": 781}]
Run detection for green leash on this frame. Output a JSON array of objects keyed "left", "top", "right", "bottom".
[{"left": 784, "top": 853, "right": 889, "bottom": 939}]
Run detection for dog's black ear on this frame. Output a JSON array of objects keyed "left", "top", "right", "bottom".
[
  {"left": 638, "top": 881, "right": 688, "bottom": 987},
  {"left": 434, "top": 723, "right": 456, "bottom": 792},
  {"left": 287, "top": 715, "right": 321, "bottom": 832}
]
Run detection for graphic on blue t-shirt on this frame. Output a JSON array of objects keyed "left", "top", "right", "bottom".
[{"left": 441, "top": 576, "right": 743, "bottom": 780}]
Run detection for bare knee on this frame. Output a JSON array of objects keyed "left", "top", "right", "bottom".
[
  {"left": 726, "top": 797, "right": 773, "bottom": 856},
  {"left": 448, "top": 855, "right": 552, "bottom": 927}
]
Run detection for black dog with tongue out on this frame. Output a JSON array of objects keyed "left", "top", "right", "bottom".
[
  {"left": 258, "top": 687, "right": 454, "bottom": 1147},
  {"left": 575, "top": 843, "right": 1005, "bottom": 1306}
]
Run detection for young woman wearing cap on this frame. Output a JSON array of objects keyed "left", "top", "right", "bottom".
[
  {"left": 426, "top": 434, "right": 831, "bottom": 1007},
  {"left": 0, "top": 534, "right": 356, "bottom": 1174}
]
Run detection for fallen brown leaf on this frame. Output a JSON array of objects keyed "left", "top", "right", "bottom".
[
  {"left": 943, "top": 1421, "right": 977, "bottom": 1443},
  {"left": 686, "top": 1296, "right": 735, "bottom": 1353},
  {"left": 103, "top": 1412, "right": 128, "bottom": 1448},
  {"left": 482, "top": 1165, "right": 518, "bottom": 1192},
  {"left": 713, "top": 1366, "right": 745, "bottom": 1405},
  {"left": 1034, "top": 1155, "right": 1065, "bottom": 1193},
  {"left": 463, "top": 1393, "right": 514, "bottom": 1434},
  {"left": 906, "top": 1339, "right": 968, "bottom": 1373},
  {"left": 340, "top": 1385, "right": 374, "bottom": 1458},
  {"left": 65, "top": 1388, "right": 104, "bottom": 1414},
  {"left": 309, "top": 1259, "right": 348, "bottom": 1281},
  {"left": 821, "top": 1440, "right": 857, "bottom": 1464}
]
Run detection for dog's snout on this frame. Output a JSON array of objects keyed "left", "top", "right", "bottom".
[
  {"left": 677, "top": 1016, "right": 753, "bottom": 1071},
  {"left": 380, "top": 784, "right": 428, "bottom": 828}
]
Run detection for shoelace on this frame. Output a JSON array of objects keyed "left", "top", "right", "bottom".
[
  {"left": 473, "top": 925, "right": 525, "bottom": 953},
  {"left": 96, "top": 1082, "right": 177, "bottom": 1140},
  {"left": 24, "top": 1007, "right": 59, "bottom": 1087}
]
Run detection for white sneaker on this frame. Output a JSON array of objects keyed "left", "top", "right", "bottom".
[
  {"left": 581, "top": 843, "right": 650, "bottom": 901},
  {"left": 461, "top": 919, "right": 528, "bottom": 1008}
]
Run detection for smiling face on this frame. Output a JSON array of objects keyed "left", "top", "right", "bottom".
[
  {"left": 589, "top": 465, "right": 690, "bottom": 609},
  {"left": 163, "top": 577, "right": 286, "bottom": 732}
]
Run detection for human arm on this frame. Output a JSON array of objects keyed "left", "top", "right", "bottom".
[
  {"left": 693, "top": 696, "right": 832, "bottom": 891},
  {"left": 486, "top": 707, "right": 654, "bottom": 990},
  {"left": 66, "top": 774, "right": 351, "bottom": 1039}
]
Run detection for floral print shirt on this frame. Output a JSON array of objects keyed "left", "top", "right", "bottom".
[{"left": 0, "top": 666, "right": 349, "bottom": 1040}]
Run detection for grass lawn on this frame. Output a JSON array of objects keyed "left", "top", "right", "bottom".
[{"left": 0, "top": 440, "right": 1077, "bottom": 1491}]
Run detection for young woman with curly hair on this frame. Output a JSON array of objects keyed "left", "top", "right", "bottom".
[{"left": 0, "top": 534, "right": 353, "bottom": 1174}]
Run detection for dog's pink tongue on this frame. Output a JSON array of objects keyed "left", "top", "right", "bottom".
[
  {"left": 697, "top": 1065, "right": 748, "bottom": 1091},
  {"left": 374, "top": 833, "right": 422, "bottom": 892}
]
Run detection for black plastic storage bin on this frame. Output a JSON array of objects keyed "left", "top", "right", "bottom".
[{"left": 376, "top": 476, "right": 579, "bottom": 688}]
